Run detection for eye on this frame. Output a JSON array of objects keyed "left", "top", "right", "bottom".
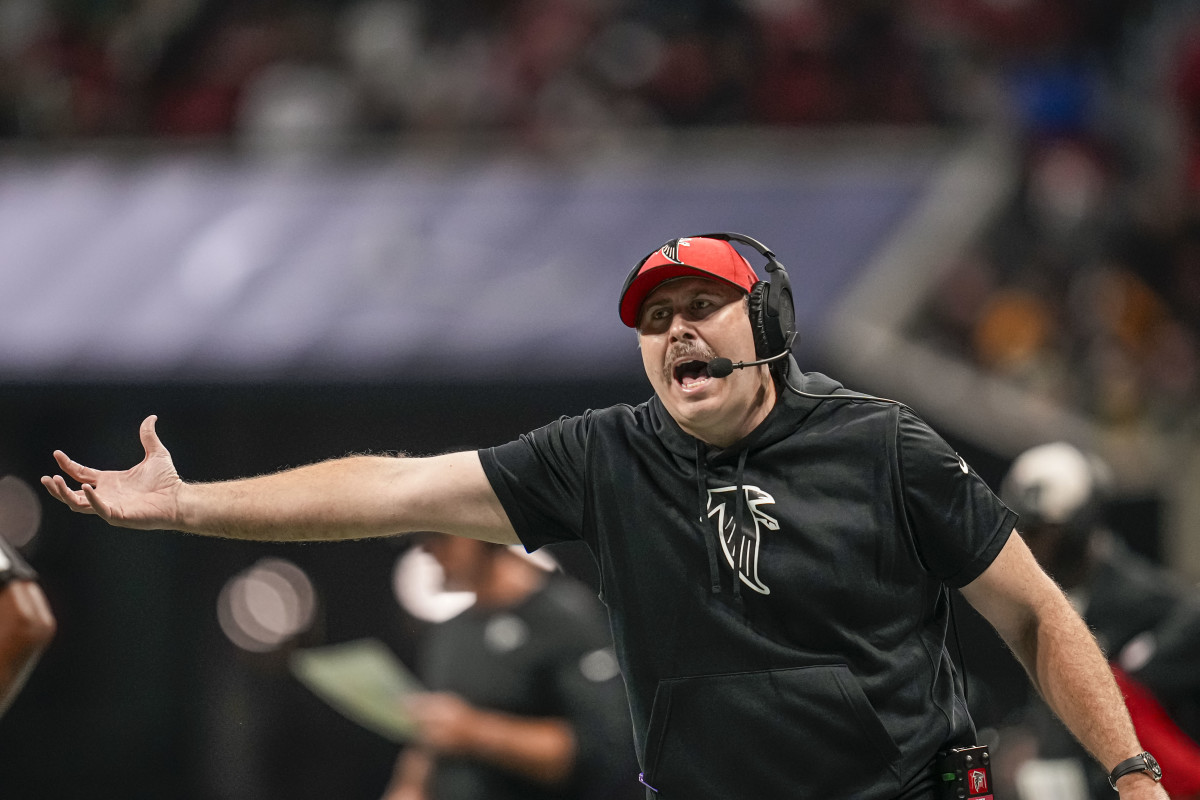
[
  {"left": 636, "top": 305, "right": 672, "bottom": 332},
  {"left": 639, "top": 307, "right": 670, "bottom": 329}
]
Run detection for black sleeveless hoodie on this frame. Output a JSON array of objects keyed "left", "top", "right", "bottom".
[{"left": 480, "top": 371, "right": 1016, "bottom": 799}]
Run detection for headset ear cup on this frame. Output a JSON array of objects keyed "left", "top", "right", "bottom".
[
  {"left": 775, "top": 284, "right": 797, "bottom": 351},
  {"left": 748, "top": 281, "right": 774, "bottom": 360}
]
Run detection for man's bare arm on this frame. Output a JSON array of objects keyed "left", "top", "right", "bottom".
[
  {"left": 42, "top": 415, "right": 519, "bottom": 545},
  {"left": 961, "top": 532, "right": 1168, "bottom": 799},
  {"left": 406, "top": 692, "right": 577, "bottom": 786},
  {"left": 381, "top": 747, "right": 432, "bottom": 800}
]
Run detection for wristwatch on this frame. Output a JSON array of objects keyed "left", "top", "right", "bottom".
[{"left": 1108, "top": 752, "right": 1162, "bottom": 790}]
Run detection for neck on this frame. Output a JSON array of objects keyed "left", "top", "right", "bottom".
[{"left": 684, "top": 373, "right": 777, "bottom": 448}]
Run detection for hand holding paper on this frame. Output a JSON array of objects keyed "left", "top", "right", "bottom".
[{"left": 289, "top": 638, "right": 425, "bottom": 743}]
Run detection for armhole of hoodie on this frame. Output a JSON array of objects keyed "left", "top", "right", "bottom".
[
  {"left": 579, "top": 413, "right": 605, "bottom": 604},
  {"left": 888, "top": 402, "right": 935, "bottom": 575}
]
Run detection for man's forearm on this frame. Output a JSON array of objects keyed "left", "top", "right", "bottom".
[
  {"left": 44, "top": 420, "right": 518, "bottom": 545},
  {"left": 175, "top": 452, "right": 515, "bottom": 544},
  {"left": 457, "top": 710, "right": 577, "bottom": 786},
  {"left": 962, "top": 536, "right": 1166, "bottom": 797},
  {"left": 1012, "top": 589, "right": 1152, "bottom": 782},
  {"left": 176, "top": 455, "right": 414, "bottom": 540},
  {"left": 382, "top": 748, "right": 432, "bottom": 800}
]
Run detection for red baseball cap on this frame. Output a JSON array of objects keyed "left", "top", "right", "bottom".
[{"left": 619, "top": 236, "right": 760, "bottom": 327}]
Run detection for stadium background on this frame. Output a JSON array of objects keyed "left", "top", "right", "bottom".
[{"left": 0, "top": 0, "right": 1198, "bottom": 797}]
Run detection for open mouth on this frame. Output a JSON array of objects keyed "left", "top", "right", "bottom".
[{"left": 673, "top": 360, "right": 711, "bottom": 390}]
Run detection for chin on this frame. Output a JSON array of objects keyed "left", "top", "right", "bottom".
[
  {"left": 657, "top": 380, "right": 707, "bottom": 405},
  {"left": 664, "top": 392, "right": 725, "bottom": 428}
]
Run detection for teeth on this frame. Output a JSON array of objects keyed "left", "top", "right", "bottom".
[{"left": 673, "top": 360, "right": 710, "bottom": 384}]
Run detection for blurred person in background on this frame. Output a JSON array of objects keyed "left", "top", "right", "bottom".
[
  {"left": 995, "top": 442, "right": 1200, "bottom": 800},
  {"left": 42, "top": 233, "right": 1170, "bottom": 799},
  {"left": 0, "top": 476, "right": 55, "bottom": 718},
  {"left": 382, "top": 534, "right": 637, "bottom": 800}
]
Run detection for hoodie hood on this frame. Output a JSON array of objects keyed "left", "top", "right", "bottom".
[
  {"left": 648, "top": 370, "right": 847, "bottom": 463},
  {"left": 648, "top": 371, "right": 848, "bottom": 598}
]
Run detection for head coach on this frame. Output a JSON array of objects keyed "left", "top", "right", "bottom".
[{"left": 43, "top": 233, "right": 1168, "bottom": 800}]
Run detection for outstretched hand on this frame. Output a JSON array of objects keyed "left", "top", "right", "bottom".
[{"left": 41, "top": 415, "right": 184, "bottom": 530}]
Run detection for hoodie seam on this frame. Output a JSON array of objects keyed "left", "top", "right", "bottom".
[{"left": 890, "top": 404, "right": 962, "bottom": 743}]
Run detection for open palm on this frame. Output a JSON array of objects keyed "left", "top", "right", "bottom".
[{"left": 41, "top": 415, "right": 183, "bottom": 530}]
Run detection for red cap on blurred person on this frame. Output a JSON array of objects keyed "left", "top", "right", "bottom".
[{"left": 619, "top": 237, "right": 759, "bottom": 328}]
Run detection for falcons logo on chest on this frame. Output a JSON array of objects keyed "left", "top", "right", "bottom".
[{"left": 706, "top": 486, "right": 779, "bottom": 595}]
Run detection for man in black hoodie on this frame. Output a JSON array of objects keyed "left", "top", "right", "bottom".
[{"left": 43, "top": 234, "right": 1168, "bottom": 800}]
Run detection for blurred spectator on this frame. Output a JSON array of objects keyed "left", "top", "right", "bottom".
[
  {"left": 149, "top": 3, "right": 289, "bottom": 138},
  {"left": 993, "top": 442, "right": 1200, "bottom": 800},
  {"left": 381, "top": 535, "right": 638, "bottom": 800}
]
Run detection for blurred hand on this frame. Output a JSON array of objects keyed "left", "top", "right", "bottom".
[
  {"left": 408, "top": 692, "right": 481, "bottom": 756},
  {"left": 41, "top": 416, "right": 183, "bottom": 530}
]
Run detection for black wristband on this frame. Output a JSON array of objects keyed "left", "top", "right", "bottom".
[{"left": 1108, "top": 752, "right": 1162, "bottom": 790}]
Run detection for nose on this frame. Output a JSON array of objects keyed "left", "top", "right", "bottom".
[{"left": 668, "top": 310, "right": 697, "bottom": 342}]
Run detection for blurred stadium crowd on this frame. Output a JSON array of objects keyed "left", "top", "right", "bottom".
[
  {"left": 4, "top": 0, "right": 1200, "bottom": 441},
  {"left": 911, "top": 0, "right": 1200, "bottom": 440},
  {"left": 0, "top": 0, "right": 1173, "bottom": 140}
]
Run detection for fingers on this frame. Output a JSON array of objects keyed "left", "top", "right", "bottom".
[
  {"left": 43, "top": 451, "right": 101, "bottom": 513},
  {"left": 39, "top": 475, "right": 97, "bottom": 516},
  {"left": 39, "top": 474, "right": 70, "bottom": 505},
  {"left": 81, "top": 483, "right": 112, "bottom": 519},
  {"left": 51, "top": 450, "right": 98, "bottom": 485},
  {"left": 43, "top": 416, "right": 163, "bottom": 520}
]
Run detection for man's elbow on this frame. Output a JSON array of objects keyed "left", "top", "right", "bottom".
[
  {"left": 5, "top": 582, "right": 56, "bottom": 651},
  {"left": 15, "top": 609, "right": 57, "bottom": 653}
]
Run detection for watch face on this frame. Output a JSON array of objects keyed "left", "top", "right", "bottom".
[{"left": 1145, "top": 753, "right": 1162, "bottom": 780}]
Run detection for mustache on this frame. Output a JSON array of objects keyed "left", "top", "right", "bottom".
[{"left": 662, "top": 342, "right": 717, "bottom": 382}]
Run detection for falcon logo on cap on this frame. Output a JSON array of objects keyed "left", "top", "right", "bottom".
[
  {"left": 660, "top": 238, "right": 691, "bottom": 264},
  {"left": 619, "top": 235, "right": 757, "bottom": 328}
]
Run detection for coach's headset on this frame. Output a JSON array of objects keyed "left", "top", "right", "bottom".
[{"left": 623, "top": 232, "right": 799, "bottom": 379}]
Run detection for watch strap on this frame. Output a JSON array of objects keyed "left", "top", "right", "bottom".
[{"left": 1108, "top": 752, "right": 1162, "bottom": 790}]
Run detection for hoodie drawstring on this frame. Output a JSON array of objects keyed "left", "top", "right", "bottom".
[
  {"left": 731, "top": 448, "right": 748, "bottom": 603},
  {"left": 695, "top": 442, "right": 750, "bottom": 602},
  {"left": 695, "top": 440, "right": 722, "bottom": 594}
]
